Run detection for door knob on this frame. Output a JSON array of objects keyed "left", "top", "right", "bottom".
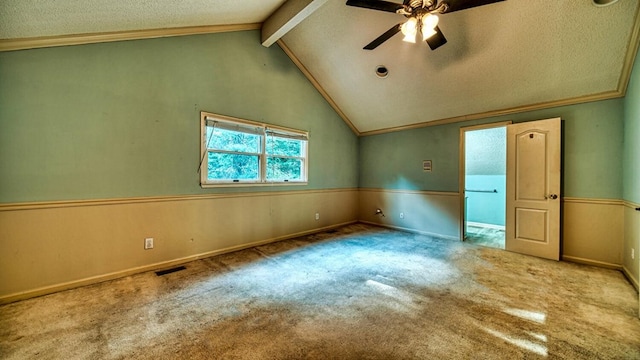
[{"left": 549, "top": 194, "right": 558, "bottom": 200}]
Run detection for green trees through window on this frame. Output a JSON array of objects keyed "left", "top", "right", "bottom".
[
  {"left": 266, "top": 135, "right": 304, "bottom": 182},
  {"left": 206, "top": 128, "right": 261, "bottom": 181},
  {"left": 200, "top": 113, "right": 308, "bottom": 186}
]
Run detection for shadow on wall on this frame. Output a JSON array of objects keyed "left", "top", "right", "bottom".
[{"left": 359, "top": 187, "right": 460, "bottom": 240}]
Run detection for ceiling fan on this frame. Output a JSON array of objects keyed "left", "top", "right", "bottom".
[{"left": 346, "top": 0, "right": 505, "bottom": 51}]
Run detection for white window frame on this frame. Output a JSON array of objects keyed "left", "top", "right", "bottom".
[{"left": 199, "top": 112, "right": 309, "bottom": 187}]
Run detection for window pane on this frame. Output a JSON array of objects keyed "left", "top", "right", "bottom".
[
  {"left": 208, "top": 152, "right": 259, "bottom": 181},
  {"left": 206, "top": 127, "right": 261, "bottom": 153},
  {"left": 266, "top": 136, "right": 304, "bottom": 157},
  {"left": 267, "top": 157, "right": 303, "bottom": 181}
]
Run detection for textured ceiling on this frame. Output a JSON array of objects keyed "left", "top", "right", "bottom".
[
  {"left": 0, "top": 0, "right": 286, "bottom": 38},
  {"left": 1, "top": 0, "right": 639, "bottom": 134},
  {"left": 282, "top": 0, "right": 639, "bottom": 133}
]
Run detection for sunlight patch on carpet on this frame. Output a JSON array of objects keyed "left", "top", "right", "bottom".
[
  {"left": 503, "top": 307, "right": 546, "bottom": 324},
  {"left": 365, "top": 279, "right": 414, "bottom": 306},
  {"left": 482, "top": 327, "right": 548, "bottom": 357}
]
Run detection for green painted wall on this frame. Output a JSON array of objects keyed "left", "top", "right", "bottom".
[
  {"left": 623, "top": 46, "right": 640, "bottom": 204},
  {"left": 360, "top": 98, "right": 624, "bottom": 199},
  {"left": 0, "top": 31, "right": 358, "bottom": 203},
  {"left": 0, "top": 29, "right": 629, "bottom": 203},
  {"left": 622, "top": 44, "right": 639, "bottom": 289}
]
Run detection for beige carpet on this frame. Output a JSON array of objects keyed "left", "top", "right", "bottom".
[{"left": 1, "top": 224, "right": 639, "bottom": 359}]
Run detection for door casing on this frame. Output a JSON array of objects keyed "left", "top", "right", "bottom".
[{"left": 459, "top": 118, "right": 562, "bottom": 261}]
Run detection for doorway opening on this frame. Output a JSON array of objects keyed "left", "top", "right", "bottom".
[{"left": 461, "top": 124, "right": 507, "bottom": 249}]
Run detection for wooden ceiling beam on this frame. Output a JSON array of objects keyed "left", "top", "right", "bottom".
[{"left": 261, "top": 0, "right": 328, "bottom": 47}]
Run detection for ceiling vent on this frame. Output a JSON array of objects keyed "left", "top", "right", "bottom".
[{"left": 375, "top": 65, "right": 389, "bottom": 78}]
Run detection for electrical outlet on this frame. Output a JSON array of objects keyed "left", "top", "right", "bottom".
[
  {"left": 632, "top": 248, "right": 635, "bottom": 260},
  {"left": 315, "top": 213, "right": 320, "bottom": 220},
  {"left": 400, "top": 212, "right": 404, "bottom": 219},
  {"left": 145, "top": 238, "right": 154, "bottom": 250}
]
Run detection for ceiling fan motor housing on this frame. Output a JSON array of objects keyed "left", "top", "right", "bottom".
[
  {"left": 401, "top": 1, "right": 447, "bottom": 18},
  {"left": 410, "top": 0, "right": 428, "bottom": 8}
]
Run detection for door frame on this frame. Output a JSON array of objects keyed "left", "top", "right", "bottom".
[{"left": 458, "top": 121, "right": 512, "bottom": 241}]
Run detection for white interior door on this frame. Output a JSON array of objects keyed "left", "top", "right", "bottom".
[{"left": 506, "top": 118, "right": 561, "bottom": 260}]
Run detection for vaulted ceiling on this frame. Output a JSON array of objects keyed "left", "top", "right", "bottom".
[{"left": 1, "top": 0, "right": 639, "bottom": 135}]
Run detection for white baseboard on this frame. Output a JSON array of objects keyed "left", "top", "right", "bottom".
[{"left": 562, "top": 255, "right": 622, "bottom": 270}]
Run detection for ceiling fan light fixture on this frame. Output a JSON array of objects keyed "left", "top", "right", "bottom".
[
  {"left": 347, "top": 0, "right": 505, "bottom": 51},
  {"left": 422, "top": 27, "right": 437, "bottom": 40},
  {"left": 403, "top": 32, "right": 417, "bottom": 43},
  {"left": 420, "top": 13, "right": 438, "bottom": 40},
  {"left": 422, "top": 13, "right": 439, "bottom": 29},
  {"left": 401, "top": 18, "right": 418, "bottom": 43}
]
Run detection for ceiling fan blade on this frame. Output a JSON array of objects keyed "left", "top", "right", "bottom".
[
  {"left": 441, "top": 0, "right": 505, "bottom": 13},
  {"left": 426, "top": 26, "right": 447, "bottom": 50},
  {"left": 364, "top": 24, "right": 402, "bottom": 50},
  {"left": 346, "top": 0, "right": 404, "bottom": 13}
]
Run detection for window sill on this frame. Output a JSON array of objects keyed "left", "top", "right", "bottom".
[{"left": 200, "top": 182, "right": 308, "bottom": 188}]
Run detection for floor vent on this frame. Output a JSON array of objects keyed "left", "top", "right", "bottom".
[
  {"left": 155, "top": 266, "right": 186, "bottom": 276},
  {"left": 325, "top": 229, "right": 338, "bottom": 234}
]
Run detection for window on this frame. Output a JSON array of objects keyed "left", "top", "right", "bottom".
[{"left": 199, "top": 112, "right": 308, "bottom": 187}]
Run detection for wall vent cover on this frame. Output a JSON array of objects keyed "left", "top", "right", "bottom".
[{"left": 155, "top": 266, "right": 186, "bottom": 276}]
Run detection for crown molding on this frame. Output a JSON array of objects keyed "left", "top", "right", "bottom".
[
  {"left": 358, "top": 90, "right": 624, "bottom": 136},
  {"left": 359, "top": 4, "right": 640, "bottom": 136},
  {"left": 0, "top": 23, "right": 261, "bottom": 52},
  {"left": 276, "top": 39, "right": 360, "bottom": 136},
  {"left": 617, "top": 1, "right": 640, "bottom": 96}
]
